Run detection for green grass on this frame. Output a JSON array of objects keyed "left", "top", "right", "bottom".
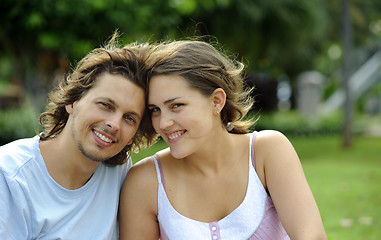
[
  {"left": 131, "top": 134, "right": 381, "bottom": 239},
  {"left": 131, "top": 139, "right": 168, "bottom": 164},
  {"left": 292, "top": 135, "right": 381, "bottom": 240}
]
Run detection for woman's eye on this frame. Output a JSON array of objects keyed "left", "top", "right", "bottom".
[
  {"left": 149, "top": 107, "right": 160, "bottom": 113},
  {"left": 171, "top": 103, "right": 183, "bottom": 109}
]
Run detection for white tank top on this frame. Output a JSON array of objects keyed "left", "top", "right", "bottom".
[{"left": 153, "top": 132, "right": 290, "bottom": 240}]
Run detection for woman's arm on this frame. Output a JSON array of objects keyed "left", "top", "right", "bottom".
[
  {"left": 255, "top": 130, "right": 327, "bottom": 240},
  {"left": 119, "top": 158, "right": 160, "bottom": 240}
]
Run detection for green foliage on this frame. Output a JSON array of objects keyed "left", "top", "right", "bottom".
[
  {"left": 167, "top": 0, "right": 329, "bottom": 77},
  {"left": 356, "top": 81, "right": 381, "bottom": 113},
  {"left": 1, "top": 0, "right": 380, "bottom": 145},
  {"left": 0, "top": 57, "right": 13, "bottom": 84},
  {"left": 252, "top": 110, "right": 343, "bottom": 136},
  {"left": 0, "top": 0, "right": 337, "bottom": 87},
  {"left": 1, "top": 0, "right": 380, "bottom": 77},
  {"left": 0, "top": 100, "right": 40, "bottom": 145},
  {"left": 1, "top": 0, "right": 380, "bottom": 106}
]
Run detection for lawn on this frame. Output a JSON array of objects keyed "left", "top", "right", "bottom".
[
  {"left": 292, "top": 135, "right": 381, "bottom": 240},
  {"left": 131, "top": 134, "right": 381, "bottom": 239}
]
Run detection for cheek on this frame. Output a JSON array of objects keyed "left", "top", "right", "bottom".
[
  {"left": 151, "top": 115, "right": 161, "bottom": 132},
  {"left": 190, "top": 108, "right": 214, "bottom": 128},
  {"left": 121, "top": 125, "right": 138, "bottom": 144}
]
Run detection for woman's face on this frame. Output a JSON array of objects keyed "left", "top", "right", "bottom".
[{"left": 148, "top": 74, "right": 219, "bottom": 159}]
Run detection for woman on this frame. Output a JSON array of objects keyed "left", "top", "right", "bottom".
[{"left": 119, "top": 40, "right": 327, "bottom": 240}]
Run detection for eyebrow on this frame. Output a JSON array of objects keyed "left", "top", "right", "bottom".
[
  {"left": 148, "top": 97, "right": 181, "bottom": 108},
  {"left": 98, "top": 97, "right": 142, "bottom": 120}
]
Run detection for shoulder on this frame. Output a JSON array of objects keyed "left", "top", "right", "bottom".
[
  {"left": 253, "top": 130, "right": 296, "bottom": 188},
  {"left": 123, "top": 154, "right": 159, "bottom": 190},
  {"left": 152, "top": 147, "right": 172, "bottom": 161},
  {"left": 254, "top": 130, "right": 292, "bottom": 151},
  {"left": 255, "top": 129, "right": 288, "bottom": 141},
  {"left": 101, "top": 158, "right": 131, "bottom": 186},
  {"left": 122, "top": 148, "right": 173, "bottom": 193},
  {"left": 120, "top": 155, "right": 160, "bottom": 215},
  {"left": 1, "top": 136, "right": 39, "bottom": 150},
  {"left": 254, "top": 129, "right": 295, "bottom": 156},
  {"left": 0, "top": 136, "right": 38, "bottom": 155},
  {"left": 0, "top": 136, "right": 40, "bottom": 177},
  {"left": 127, "top": 147, "right": 171, "bottom": 179},
  {"left": 119, "top": 154, "right": 163, "bottom": 238}
]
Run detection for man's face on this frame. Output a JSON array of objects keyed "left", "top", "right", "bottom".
[{"left": 65, "top": 72, "right": 145, "bottom": 163}]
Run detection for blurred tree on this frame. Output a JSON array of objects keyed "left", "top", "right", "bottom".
[
  {"left": 0, "top": 0, "right": 174, "bottom": 108},
  {"left": 0, "top": 0, "right": 380, "bottom": 110},
  {"left": 176, "top": 0, "right": 328, "bottom": 78}
]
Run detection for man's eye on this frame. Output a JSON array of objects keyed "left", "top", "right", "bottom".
[
  {"left": 99, "top": 102, "right": 111, "bottom": 109},
  {"left": 124, "top": 115, "right": 136, "bottom": 123}
]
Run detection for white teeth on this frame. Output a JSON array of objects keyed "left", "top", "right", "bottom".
[
  {"left": 94, "top": 131, "right": 113, "bottom": 143},
  {"left": 168, "top": 132, "right": 183, "bottom": 140}
]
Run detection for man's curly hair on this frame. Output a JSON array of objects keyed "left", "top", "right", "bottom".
[{"left": 39, "top": 32, "right": 158, "bottom": 166}]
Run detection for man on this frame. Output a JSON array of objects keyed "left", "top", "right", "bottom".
[{"left": 0, "top": 35, "right": 156, "bottom": 239}]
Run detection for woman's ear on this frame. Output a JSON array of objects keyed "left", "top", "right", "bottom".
[
  {"left": 211, "top": 88, "right": 226, "bottom": 114},
  {"left": 65, "top": 103, "right": 75, "bottom": 114}
]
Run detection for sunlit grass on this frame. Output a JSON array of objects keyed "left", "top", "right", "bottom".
[
  {"left": 131, "top": 138, "right": 168, "bottom": 164},
  {"left": 131, "top": 134, "right": 381, "bottom": 239},
  {"left": 292, "top": 135, "right": 381, "bottom": 240}
]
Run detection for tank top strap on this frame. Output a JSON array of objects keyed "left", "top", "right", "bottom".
[
  {"left": 152, "top": 155, "right": 166, "bottom": 190},
  {"left": 250, "top": 131, "right": 257, "bottom": 170}
]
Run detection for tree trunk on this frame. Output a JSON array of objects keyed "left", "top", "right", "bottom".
[{"left": 342, "top": 0, "right": 352, "bottom": 148}]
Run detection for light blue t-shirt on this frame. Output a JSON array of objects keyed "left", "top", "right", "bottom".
[{"left": 0, "top": 136, "right": 131, "bottom": 240}]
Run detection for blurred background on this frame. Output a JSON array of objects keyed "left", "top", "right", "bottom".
[{"left": 0, "top": 0, "right": 380, "bottom": 239}]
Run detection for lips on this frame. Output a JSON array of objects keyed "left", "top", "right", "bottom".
[
  {"left": 167, "top": 130, "right": 186, "bottom": 141},
  {"left": 93, "top": 129, "right": 115, "bottom": 143}
]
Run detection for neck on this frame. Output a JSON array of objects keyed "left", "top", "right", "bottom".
[
  {"left": 183, "top": 130, "right": 236, "bottom": 175},
  {"left": 39, "top": 134, "right": 100, "bottom": 190}
]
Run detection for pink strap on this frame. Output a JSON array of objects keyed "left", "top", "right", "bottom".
[
  {"left": 251, "top": 132, "right": 257, "bottom": 170},
  {"left": 154, "top": 155, "right": 166, "bottom": 191},
  {"left": 156, "top": 132, "right": 257, "bottom": 191}
]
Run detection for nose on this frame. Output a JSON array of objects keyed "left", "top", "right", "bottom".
[
  {"left": 105, "top": 114, "right": 122, "bottom": 132},
  {"left": 158, "top": 112, "right": 174, "bottom": 130}
]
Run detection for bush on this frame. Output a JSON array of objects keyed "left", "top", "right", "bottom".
[
  {"left": 250, "top": 110, "right": 343, "bottom": 136},
  {"left": 0, "top": 101, "right": 40, "bottom": 145}
]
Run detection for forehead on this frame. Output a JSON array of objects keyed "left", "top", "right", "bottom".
[
  {"left": 148, "top": 74, "right": 204, "bottom": 104},
  {"left": 84, "top": 72, "right": 145, "bottom": 110},
  {"left": 88, "top": 72, "right": 135, "bottom": 93},
  {"left": 149, "top": 74, "right": 188, "bottom": 87}
]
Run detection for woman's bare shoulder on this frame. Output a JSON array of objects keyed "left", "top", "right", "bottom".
[
  {"left": 152, "top": 147, "right": 172, "bottom": 160},
  {"left": 128, "top": 147, "right": 172, "bottom": 180},
  {"left": 125, "top": 156, "right": 158, "bottom": 188},
  {"left": 254, "top": 130, "right": 290, "bottom": 147}
]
